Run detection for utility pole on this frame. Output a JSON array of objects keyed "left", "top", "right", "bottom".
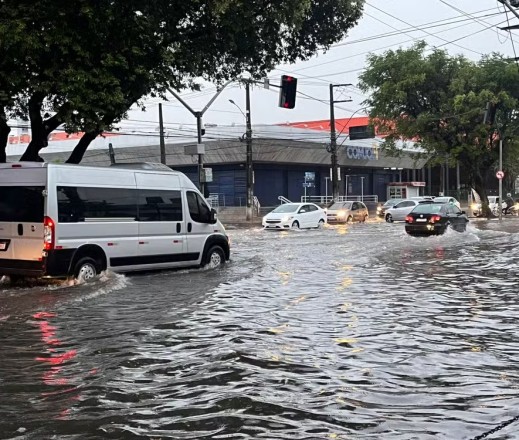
[
  {"left": 108, "top": 142, "right": 116, "bottom": 164},
  {"left": 499, "top": 139, "right": 503, "bottom": 221},
  {"left": 167, "top": 81, "right": 232, "bottom": 193},
  {"left": 245, "top": 80, "right": 254, "bottom": 222},
  {"left": 329, "top": 83, "right": 352, "bottom": 200},
  {"left": 195, "top": 112, "right": 204, "bottom": 194},
  {"left": 159, "top": 103, "right": 166, "bottom": 165}
]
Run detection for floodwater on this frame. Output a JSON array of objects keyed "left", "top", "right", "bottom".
[{"left": 1, "top": 219, "right": 519, "bottom": 440}]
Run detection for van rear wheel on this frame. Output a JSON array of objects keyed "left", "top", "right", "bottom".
[
  {"left": 204, "top": 245, "right": 225, "bottom": 269},
  {"left": 74, "top": 257, "right": 99, "bottom": 282},
  {"left": 9, "top": 274, "right": 26, "bottom": 284}
]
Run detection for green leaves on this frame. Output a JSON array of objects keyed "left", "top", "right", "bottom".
[
  {"left": 359, "top": 42, "right": 519, "bottom": 191},
  {"left": 1, "top": 0, "right": 366, "bottom": 162}
]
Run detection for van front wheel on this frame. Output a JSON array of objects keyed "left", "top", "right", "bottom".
[
  {"left": 74, "top": 257, "right": 99, "bottom": 282},
  {"left": 204, "top": 245, "right": 226, "bottom": 269}
]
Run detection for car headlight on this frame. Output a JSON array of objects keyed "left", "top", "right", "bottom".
[
  {"left": 281, "top": 216, "right": 293, "bottom": 222},
  {"left": 376, "top": 207, "right": 382, "bottom": 213},
  {"left": 471, "top": 204, "right": 478, "bottom": 210},
  {"left": 337, "top": 210, "right": 346, "bottom": 217}
]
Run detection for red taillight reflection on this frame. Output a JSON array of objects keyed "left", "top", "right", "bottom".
[
  {"left": 405, "top": 215, "right": 413, "bottom": 223},
  {"left": 430, "top": 215, "right": 442, "bottom": 223},
  {"left": 43, "top": 216, "right": 55, "bottom": 251}
]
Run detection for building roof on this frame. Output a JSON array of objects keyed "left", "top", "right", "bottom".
[{"left": 6, "top": 117, "right": 427, "bottom": 169}]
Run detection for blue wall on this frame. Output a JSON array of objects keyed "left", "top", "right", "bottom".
[{"left": 174, "top": 164, "right": 410, "bottom": 206}]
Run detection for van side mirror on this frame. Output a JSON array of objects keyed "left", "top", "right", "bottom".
[{"left": 210, "top": 208, "right": 217, "bottom": 224}]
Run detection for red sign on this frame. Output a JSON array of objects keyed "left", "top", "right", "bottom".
[{"left": 496, "top": 170, "right": 504, "bottom": 179}]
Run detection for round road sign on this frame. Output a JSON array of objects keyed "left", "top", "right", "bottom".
[{"left": 496, "top": 170, "right": 505, "bottom": 179}]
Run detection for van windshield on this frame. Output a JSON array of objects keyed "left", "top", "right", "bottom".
[{"left": 0, "top": 186, "right": 45, "bottom": 222}]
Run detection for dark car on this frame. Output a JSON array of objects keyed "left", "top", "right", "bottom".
[{"left": 405, "top": 202, "right": 469, "bottom": 236}]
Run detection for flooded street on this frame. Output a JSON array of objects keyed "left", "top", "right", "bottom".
[{"left": 2, "top": 219, "right": 519, "bottom": 439}]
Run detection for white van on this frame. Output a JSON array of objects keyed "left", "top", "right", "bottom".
[{"left": 0, "top": 162, "right": 230, "bottom": 281}]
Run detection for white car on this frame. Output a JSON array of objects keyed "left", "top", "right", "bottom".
[
  {"left": 433, "top": 196, "right": 461, "bottom": 209},
  {"left": 262, "top": 203, "right": 326, "bottom": 230},
  {"left": 385, "top": 199, "right": 433, "bottom": 222},
  {"left": 471, "top": 196, "right": 506, "bottom": 217}
]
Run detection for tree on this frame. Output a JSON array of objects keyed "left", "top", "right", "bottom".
[
  {"left": 358, "top": 42, "right": 519, "bottom": 216},
  {"left": 1, "top": 0, "right": 366, "bottom": 163}
]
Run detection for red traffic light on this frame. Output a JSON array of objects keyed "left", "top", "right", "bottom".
[{"left": 279, "top": 75, "right": 297, "bottom": 109}]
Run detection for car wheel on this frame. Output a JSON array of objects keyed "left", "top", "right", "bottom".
[
  {"left": 9, "top": 274, "right": 26, "bottom": 284},
  {"left": 347, "top": 216, "right": 353, "bottom": 223},
  {"left": 363, "top": 214, "right": 368, "bottom": 223},
  {"left": 317, "top": 219, "right": 325, "bottom": 228},
  {"left": 291, "top": 220, "right": 300, "bottom": 229},
  {"left": 204, "top": 245, "right": 225, "bottom": 269},
  {"left": 386, "top": 214, "right": 393, "bottom": 223},
  {"left": 74, "top": 257, "right": 99, "bottom": 283}
]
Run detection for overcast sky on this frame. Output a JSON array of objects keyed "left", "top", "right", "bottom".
[{"left": 123, "top": 0, "right": 519, "bottom": 136}]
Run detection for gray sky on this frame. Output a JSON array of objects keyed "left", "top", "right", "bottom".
[{"left": 123, "top": 0, "right": 518, "bottom": 136}]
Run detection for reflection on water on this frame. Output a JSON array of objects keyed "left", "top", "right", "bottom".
[{"left": 1, "top": 220, "right": 519, "bottom": 439}]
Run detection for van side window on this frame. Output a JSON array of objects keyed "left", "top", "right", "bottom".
[
  {"left": 137, "top": 190, "right": 182, "bottom": 222},
  {"left": 57, "top": 187, "right": 137, "bottom": 222},
  {"left": 187, "top": 191, "right": 211, "bottom": 223}
]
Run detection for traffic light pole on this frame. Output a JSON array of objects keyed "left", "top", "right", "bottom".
[
  {"left": 329, "top": 83, "right": 352, "bottom": 201},
  {"left": 167, "top": 81, "right": 232, "bottom": 193},
  {"left": 499, "top": 0, "right": 519, "bottom": 20}
]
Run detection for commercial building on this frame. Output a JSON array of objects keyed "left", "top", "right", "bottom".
[{"left": 7, "top": 117, "right": 429, "bottom": 206}]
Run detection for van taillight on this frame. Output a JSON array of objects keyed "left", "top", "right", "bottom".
[{"left": 43, "top": 216, "right": 55, "bottom": 250}]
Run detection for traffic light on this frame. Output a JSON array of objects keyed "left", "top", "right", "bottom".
[{"left": 279, "top": 75, "right": 297, "bottom": 109}]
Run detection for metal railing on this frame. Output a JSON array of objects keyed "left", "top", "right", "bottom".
[
  {"left": 207, "top": 193, "right": 226, "bottom": 209},
  {"left": 278, "top": 196, "right": 292, "bottom": 204},
  {"left": 301, "top": 195, "right": 378, "bottom": 204},
  {"left": 253, "top": 196, "right": 261, "bottom": 214}
]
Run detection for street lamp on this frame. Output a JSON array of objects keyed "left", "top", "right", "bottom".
[{"left": 229, "top": 99, "right": 246, "bottom": 119}]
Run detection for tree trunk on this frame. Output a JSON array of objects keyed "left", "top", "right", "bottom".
[
  {"left": 19, "top": 94, "right": 46, "bottom": 161},
  {"left": 0, "top": 108, "right": 10, "bottom": 163},
  {"left": 474, "top": 170, "right": 491, "bottom": 218},
  {"left": 66, "top": 131, "right": 100, "bottom": 164},
  {"left": 66, "top": 111, "right": 117, "bottom": 164},
  {"left": 19, "top": 96, "right": 68, "bottom": 162}
]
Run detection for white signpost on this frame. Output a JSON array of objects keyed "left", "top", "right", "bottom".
[{"left": 497, "top": 170, "right": 504, "bottom": 221}]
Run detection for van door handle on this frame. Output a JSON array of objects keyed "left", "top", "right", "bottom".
[
  {"left": 187, "top": 222, "right": 192, "bottom": 233},
  {"left": 176, "top": 223, "right": 181, "bottom": 233},
  {"left": 17, "top": 224, "right": 23, "bottom": 236}
]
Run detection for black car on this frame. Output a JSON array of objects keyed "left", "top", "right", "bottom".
[{"left": 405, "top": 202, "right": 469, "bottom": 236}]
